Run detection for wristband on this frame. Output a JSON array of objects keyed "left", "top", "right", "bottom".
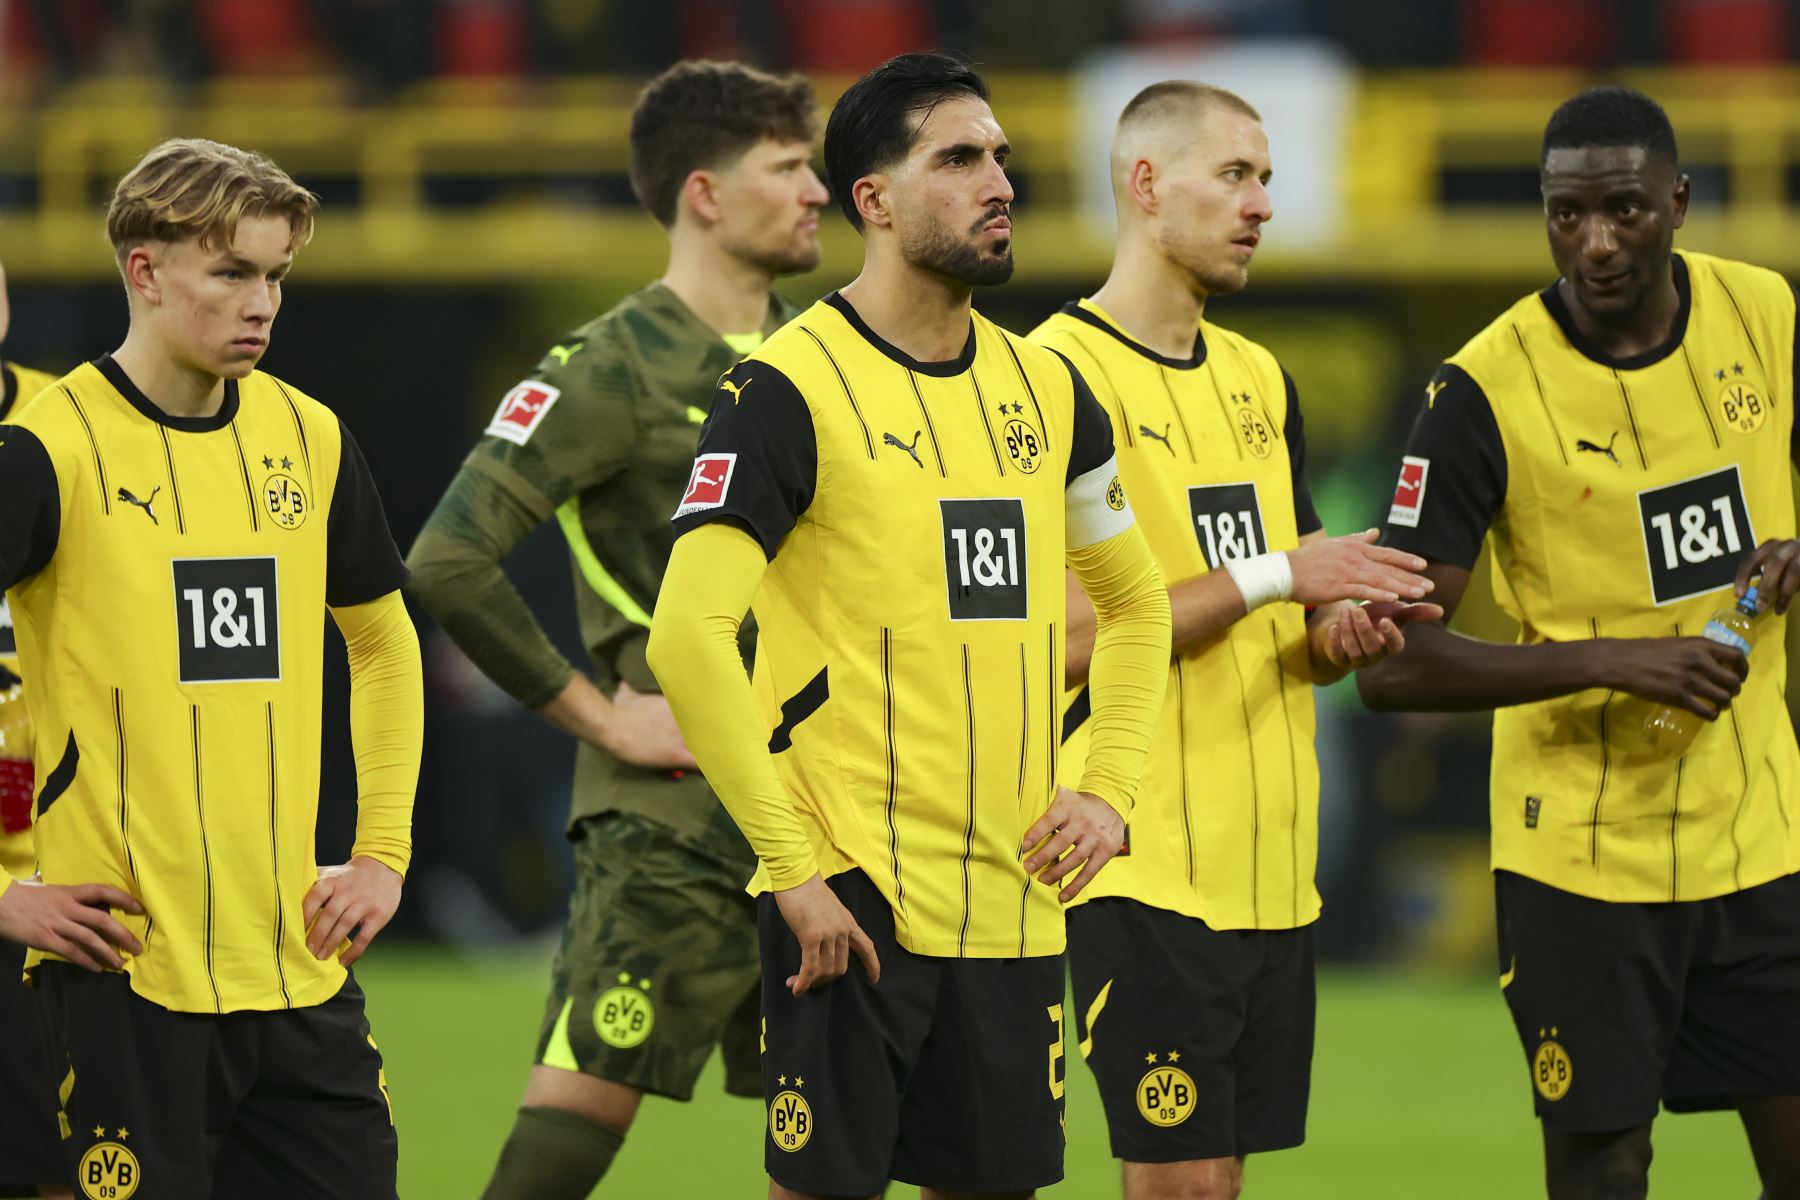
[{"left": 1222, "top": 551, "right": 1294, "bottom": 610}]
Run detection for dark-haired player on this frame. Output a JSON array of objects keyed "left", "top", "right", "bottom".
[
  {"left": 407, "top": 61, "right": 827, "bottom": 1199},
  {"left": 1361, "top": 86, "right": 1800, "bottom": 1199},
  {"left": 649, "top": 51, "right": 1171, "bottom": 1200}
]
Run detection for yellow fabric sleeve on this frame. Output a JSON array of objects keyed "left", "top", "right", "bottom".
[
  {"left": 329, "top": 590, "right": 423, "bottom": 878},
  {"left": 646, "top": 523, "right": 818, "bottom": 890},
  {"left": 1067, "top": 523, "right": 1172, "bottom": 817}
]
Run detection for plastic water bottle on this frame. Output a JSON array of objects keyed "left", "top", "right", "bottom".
[
  {"left": 1640, "top": 585, "right": 1760, "bottom": 757},
  {"left": 0, "top": 678, "right": 32, "bottom": 835}
]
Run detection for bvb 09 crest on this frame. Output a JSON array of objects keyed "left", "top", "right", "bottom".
[
  {"left": 1533, "top": 1027, "right": 1572, "bottom": 1102},
  {"left": 78, "top": 1138, "right": 140, "bottom": 1199}
]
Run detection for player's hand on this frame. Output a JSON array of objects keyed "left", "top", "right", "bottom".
[
  {"left": 1736, "top": 539, "right": 1800, "bottom": 613},
  {"left": 0, "top": 879, "right": 144, "bottom": 972},
  {"left": 773, "top": 874, "right": 880, "bottom": 996},
  {"left": 1286, "top": 530, "right": 1435, "bottom": 606},
  {"left": 303, "top": 856, "right": 403, "bottom": 966},
  {"left": 1022, "top": 787, "right": 1126, "bottom": 903},
  {"left": 1319, "top": 601, "right": 1445, "bottom": 671},
  {"left": 596, "top": 682, "right": 699, "bottom": 772},
  {"left": 1610, "top": 637, "right": 1749, "bottom": 719}
]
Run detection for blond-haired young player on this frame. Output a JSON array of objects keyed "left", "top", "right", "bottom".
[{"left": 0, "top": 138, "right": 421, "bottom": 1199}]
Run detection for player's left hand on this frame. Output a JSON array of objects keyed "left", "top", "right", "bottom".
[
  {"left": 1736, "top": 539, "right": 1800, "bottom": 613},
  {"left": 1320, "top": 601, "right": 1445, "bottom": 671},
  {"left": 1022, "top": 788, "right": 1126, "bottom": 903},
  {"left": 303, "top": 856, "right": 403, "bottom": 966}
]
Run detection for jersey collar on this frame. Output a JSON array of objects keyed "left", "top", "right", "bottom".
[
  {"left": 1539, "top": 252, "right": 1692, "bottom": 371},
  {"left": 1059, "top": 299, "right": 1207, "bottom": 370},
  {"left": 0, "top": 364, "right": 16, "bottom": 422},
  {"left": 825, "top": 292, "right": 977, "bottom": 378},
  {"left": 95, "top": 354, "right": 241, "bottom": 432}
]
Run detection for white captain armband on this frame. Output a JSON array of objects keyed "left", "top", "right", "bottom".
[
  {"left": 1222, "top": 552, "right": 1294, "bottom": 610},
  {"left": 1066, "top": 456, "right": 1136, "bottom": 549}
]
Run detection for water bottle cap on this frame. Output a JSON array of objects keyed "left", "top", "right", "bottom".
[{"left": 1741, "top": 584, "right": 1760, "bottom": 611}]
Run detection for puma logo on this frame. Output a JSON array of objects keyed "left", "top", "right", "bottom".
[
  {"left": 118, "top": 485, "right": 160, "bottom": 524},
  {"left": 1426, "top": 379, "right": 1447, "bottom": 408},
  {"left": 883, "top": 430, "right": 923, "bottom": 467},
  {"left": 547, "top": 342, "right": 583, "bottom": 366},
  {"left": 1138, "top": 423, "right": 1174, "bottom": 455},
  {"left": 720, "top": 378, "right": 750, "bottom": 405},
  {"left": 1575, "top": 432, "right": 1620, "bottom": 465}
]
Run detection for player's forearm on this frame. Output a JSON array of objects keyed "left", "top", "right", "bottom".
[
  {"left": 646, "top": 524, "right": 818, "bottom": 888},
  {"left": 331, "top": 591, "right": 423, "bottom": 877},
  {"left": 405, "top": 466, "right": 575, "bottom": 710},
  {"left": 1356, "top": 621, "right": 1606, "bottom": 712},
  {"left": 1067, "top": 525, "right": 1172, "bottom": 816},
  {"left": 1065, "top": 568, "right": 1245, "bottom": 686}
]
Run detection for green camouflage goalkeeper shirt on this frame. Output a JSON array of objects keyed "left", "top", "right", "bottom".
[{"left": 407, "top": 283, "right": 798, "bottom": 850}]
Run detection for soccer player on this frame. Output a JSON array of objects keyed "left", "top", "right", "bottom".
[
  {"left": 406, "top": 61, "right": 827, "bottom": 1198},
  {"left": 0, "top": 138, "right": 421, "bottom": 1199},
  {"left": 0, "top": 257, "right": 76, "bottom": 1200},
  {"left": 648, "top": 51, "right": 1174, "bottom": 1200},
  {"left": 1032, "top": 81, "right": 1439, "bottom": 1200},
  {"left": 1359, "top": 87, "right": 1800, "bottom": 1199}
]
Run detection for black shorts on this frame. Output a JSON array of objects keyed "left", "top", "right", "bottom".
[
  {"left": 1496, "top": 869, "right": 1800, "bottom": 1131},
  {"left": 0, "top": 939, "right": 60, "bottom": 1197},
  {"left": 1068, "top": 898, "right": 1315, "bottom": 1163},
  {"left": 37, "top": 964, "right": 397, "bottom": 1200},
  {"left": 757, "top": 869, "right": 1066, "bottom": 1196}
]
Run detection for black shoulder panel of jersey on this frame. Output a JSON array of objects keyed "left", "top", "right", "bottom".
[
  {"left": 327, "top": 420, "right": 410, "bottom": 607},
  {"left": 1052, "top": 350, "right": 1116, "bottom": 484},
  {"left": 1282, "top": 370, "right": 1323, "bottom": 536},
  {"left": 1382, "top": 363, "right": 1507, "bottom": 570},
  {"left": 0, "top": 424, "right": 60, "bottom": 590},
  {"left": 1791, "top": 283, "right": 1799, "bottom": 460},
  {"left": 671, "top": 358, "right": 817, "bottom": 559}
]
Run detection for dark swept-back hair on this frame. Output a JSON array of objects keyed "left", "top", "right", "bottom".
[
  {"left": 824, "top": 50, "right": 991, "bottom": 230},
  {"left": 1541, "top": 86, "right": 1678, "bottom": 168},
  {"left": 629, "top": 60, "right": 817, "bottom": 227}
]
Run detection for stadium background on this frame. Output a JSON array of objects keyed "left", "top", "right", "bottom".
[{"left": 0, "top": 0, "right": 1789, "bottom": 1194}]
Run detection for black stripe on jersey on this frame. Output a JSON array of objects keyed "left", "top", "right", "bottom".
[
  {"left": 156, "top": 427, "right": 189, "bottom": 535},
  {"left": 1269, "top": 619, "right": 1303, "bottom": 926},
  {"left": 881, "top": 628, "right": 906, "bottom": 919},
  {"left": 112, "top": 689, "right": 149, "bottom": 947},
  {"left": 34, "top": 732, "right": 77, "bottom": 817},
  {"left": 1155, "top": 369, "right": 1199, "bottom": 461},
  {"left": 1727, "top": 704, "right": 1750, "bottom": 890},
  {"left": 1769, "top": 752, "right": 1792, "bottom": 839},
  {"left": 229, "top": 424, "right": 261, "bottom": 533},
  {"left": 1061, "top": 339, "right": 1133, "bottom": 449},
  {"left": 766, "top": 668, "right": 829, "bottom": 753},
  {"left": 273, "top": 381, "right": 316, "bottom": 488},
  {"left": 64, "top": 389, "right": 111, "bottom": 514},
  {"left": 1061, "top": 686, "right": 1092, "bottom": 743},
  {"left": 957, "top": 645, "right": 977, "bottom": 956},
  {"left": 1204, "top": 361, "right": 1247, "bottom": 461},
  {"left": 799, "top": 327, "right": 876, "bottom": 460},
  {"left": 266, "top": 703, "right": 290, "bottom": 1007},
  {"left": 1714, "top": 273, "right": 1769, "bottom": 384},
  {"left": 1611, "top": 372, "right": 1649, "bottom": 470},
  {"left": 1046, "top": 624, "right": 1059, "bottom": 809},
  {"left": 999, "top": 338, "right": 1051, "bottom": 459},
  {"left": 1678, "top": 344, "right": 1724, "bottom": 448},
  {"left": 1509, "top": 326, "right": 1571, "bottom": 466},
  {"left": 1586, "top": 618, "right": 1614, "bottom": 870},
  {"left": 1016, "top": 641, "right": 1030, "bottom": 958},
  {"left": 1228, "top": 643, "right": 1261, "bottom": 923},
  {"left": 1174, "top": 658, "right": 1196, "bottom": 889},
  {"left": 190, "top": 706, "right": 222, "bottom": 1013},
  {"left": 1669, "top": 756, "right": 1684, "bottom": 901},
  {"left": 967, "top": 369, "right": 1007, "bottom": 477},
  {"left": 904, "top": 372, "right": 949, "bottom": 477}
]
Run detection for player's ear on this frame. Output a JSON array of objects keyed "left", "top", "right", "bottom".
[
  {"left": 122, "top": 244, "right": 162, "bottom": 306},
  {"left": 1128, "top": 157, "right": 1159, "bottom": 217},
  {"left": 852, "top": 173, "right": 892, "bottom": 230},
  {"left": 680, "top": 169, "right": 726, "bottom": 226},
  {"left": 1670, "top": 171, "right": 1691, "bottom": 230}
]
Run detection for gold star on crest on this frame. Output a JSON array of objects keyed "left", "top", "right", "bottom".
[
  {"left": 1167, "top": 1051, "right": 1181, "bottom": 1063},
  {"left": 92, "top": 1125, "right": 105, "bottom": 1138},
  {"left": 777, "top": 1074, "right": 787, "bottom": 1086},
  {"left": 1144, "top": 1052, "right": 1158, "bottom": 1064},
  {"left": 795, "top": 1076, "right": 805, "bottom": 1088},
  {"left": 117, "top": 1128, "right": 129, "bottom": 1140}
]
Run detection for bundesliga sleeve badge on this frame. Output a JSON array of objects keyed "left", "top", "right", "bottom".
[
  {"left": 673, "top": 453, "right": 737, "bottom": 519},
  {"left": 1388, "top": 455, "right": 1430, "bottom": 528},
  {"left": 484, "top": 381, "right": 561, "bottom": 446}
]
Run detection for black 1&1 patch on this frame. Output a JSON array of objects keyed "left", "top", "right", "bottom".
[
  {"left": 171, "top": 557, "right": 281, "bottom": 683},
  {"left": 1188, "top": 482, "right": 1268, "bottom": 569},
  {"left": 940, "top": 498, "right": 1028, "bottom": 621},
  {"left": 1636, "top": 465, "right": 1754, "bottom": 606}
]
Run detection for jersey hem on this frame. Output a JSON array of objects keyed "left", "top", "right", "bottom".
[{"left": 1490, "top": 854, "right": 1794, "bottom": 904}]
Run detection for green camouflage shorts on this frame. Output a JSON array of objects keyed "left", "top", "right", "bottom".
[{"left": 533, "top": 811, "right": 760, "bottom": 1100}]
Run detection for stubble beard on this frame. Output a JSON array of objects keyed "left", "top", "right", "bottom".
[{"left": 902, "top": 214, "right": 1015, "bottom": 287}]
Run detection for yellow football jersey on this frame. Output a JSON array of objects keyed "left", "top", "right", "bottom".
[
  {"left": 1035, "top": 300, "right": 1324, "bottom": 929},
  {"left": 669, "top": 294, "right": 1137, "bottom": 957},
  {"left": 0, "top": 356, "right": 410, "bottom": 1011},
  {"left": 1387, "top": 251, "right": 1800, "bottom": 902}
]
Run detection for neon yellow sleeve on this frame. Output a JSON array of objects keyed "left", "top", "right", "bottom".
[
  {"left": 646, "top": 523, "right": 817, "bottom": 890},
  {"left": 1067, "top": 524, "right": 1172, "bottom": 817},
  {"left": 329, "top": 590, "right": 423, "bottom": 877}
]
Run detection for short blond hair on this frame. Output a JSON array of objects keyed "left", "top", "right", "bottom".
[{"left": 106, "top": 138, "right": 318, "bottom": 262}]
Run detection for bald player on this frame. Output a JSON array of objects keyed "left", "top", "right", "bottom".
[{"left": 1031, "top": 83, "right": 1439, "bottom": 1200}]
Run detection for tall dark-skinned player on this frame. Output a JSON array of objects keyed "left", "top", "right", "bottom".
[{"left": 1360, "top": 87, "right": 1800, "bottom": 1200}]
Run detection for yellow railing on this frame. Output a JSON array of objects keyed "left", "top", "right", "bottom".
[{"left": 4, "top": 68, "right": 1800, "bottom": 283}]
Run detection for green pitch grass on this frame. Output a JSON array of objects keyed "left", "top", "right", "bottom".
[{"left": 361, "top": 948, "right": 1759, "bottom": 1198}]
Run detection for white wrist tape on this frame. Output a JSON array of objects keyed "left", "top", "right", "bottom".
[{"left": 1223, "top": 552, "right": 1294, "bottom": 610}]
